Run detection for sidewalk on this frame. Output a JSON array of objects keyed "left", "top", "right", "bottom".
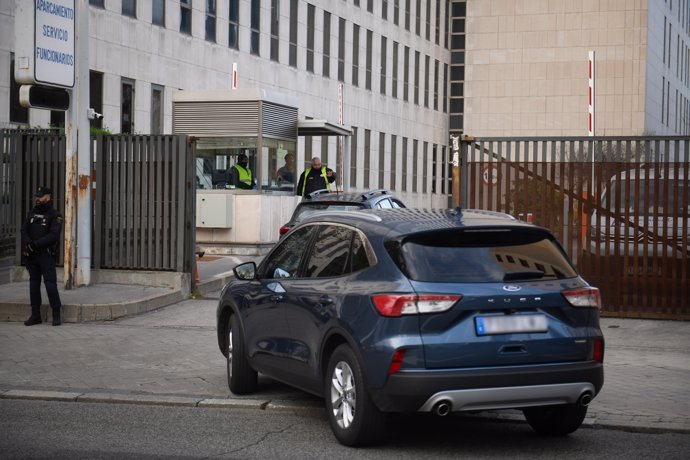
[
  {"left": 0, "top": 270, "right": 689, "bottom": 434},
  {"left": 0, "top": 254, "right": 255, "bottom": 323}
]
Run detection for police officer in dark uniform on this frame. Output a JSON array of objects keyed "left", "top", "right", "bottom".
[{"left": 21, "top": 186, "right": 63, "bottom": 326}]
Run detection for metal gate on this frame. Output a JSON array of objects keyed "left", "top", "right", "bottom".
[
  {"left": 1, "top": 130, "right": 195, "bottom": 278},
  {"left": 461, "top": 136, "right": 690, "bottom": 320}
]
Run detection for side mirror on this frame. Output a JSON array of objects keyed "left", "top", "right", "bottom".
[{"left": 234, "top": 262, "right": 257, "bottom": 280}]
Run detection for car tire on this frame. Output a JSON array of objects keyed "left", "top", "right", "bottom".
[
  {"left": 324, "top": 344, "right": 387, "bottom": 446},
  {"left": 523, "top": 403, "right": 588, "bottom": 436},
  {"left": 227, "top": 314, "right": 257, "bottom": 394}
]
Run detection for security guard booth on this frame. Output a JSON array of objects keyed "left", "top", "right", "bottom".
[{"left": 173, "top": 88, "right": 351, "bottom": 255}]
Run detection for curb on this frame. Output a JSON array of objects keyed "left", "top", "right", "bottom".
[
  {"left": 0, "top": 273, "right": 232, "bottom": 324},
  {"left": 2, "top": 388, "right": 688, "bottom": 434},
  {"left": 0, "top": 289, "right": 185, "bottom": 323},
  {"left": 195, "top": 271, "right": 235, "bottom": 297},
  {"left": 0, "top": 388, "right": 324, "bottom": 415}
]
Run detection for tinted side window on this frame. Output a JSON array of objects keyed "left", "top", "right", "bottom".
[
  {"left": 261, "top": 226, "right": 315, "bottom": 278},
  {"left": 305, "top": 226, "right": 353, "bottom": 278},
  {"left": 394, "top": 228, "right": 577, "bottom": 282},
  {"left": 351, "top": 233, "right": 371, "bottom": 272}
]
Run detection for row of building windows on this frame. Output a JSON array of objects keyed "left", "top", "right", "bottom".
[
  {"left": 661, "top": 76, "right": 690, "bottom": 134},
  {"left": 663, "top": 15, "right": 690, "bottom": 87},
  {"left": 9, "top": 53, "right": 164, "bottom": 134},
  {"left": 448, "top": 1, "right": 465, "bottom": 133},
  {"left": 666, "top": 0, "right": 690, "bottom": 38},
  {"left": 87, "top": 0, "right": 452, "bottom": 113},
  {"left": 663, "top": 0, "right": 690, "bottom": 131},
  {"left": 97, "top": 1, "right": 451, "bottom": 49},
  {"left": 345, "top": 127, "right": 449, "bottom": 195}
]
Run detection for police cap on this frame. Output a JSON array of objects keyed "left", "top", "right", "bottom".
[{"left": 34, "top": 186, "right": 52, "bottom": 197}]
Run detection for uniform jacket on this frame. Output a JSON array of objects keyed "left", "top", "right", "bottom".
[
  {"left": 296, "top": 167, "right": 336, "bottom": 196},
  {"left": 229, "top": 164, "right": 254, "bottom": 190},
  {"left": 20, "top": 201, "right": 63, "bottom": 256}
]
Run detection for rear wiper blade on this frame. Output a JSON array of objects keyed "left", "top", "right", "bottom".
[{"left": 502, "top": 270, "right": 546, "bottom": 281}]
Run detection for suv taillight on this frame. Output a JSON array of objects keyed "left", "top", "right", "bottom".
[
  {"left": 279, "top": 225, "right": 290, "bottom": 236},
  {"left": 371, "top": 294, "right": 461, "bottom": 317},
  {"left": 562, "top": 287, "right": 601, "bottom": 308}
]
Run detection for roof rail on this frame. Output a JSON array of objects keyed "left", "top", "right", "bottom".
[
  {"left": 303, "top": 210, "right": 383, "bottom": 223},
  {"left": 305, "top": 188, "right": 333, "bottom": 200},
  {"left": 361, "top": 189, "right": 389, "bottom": 199}
]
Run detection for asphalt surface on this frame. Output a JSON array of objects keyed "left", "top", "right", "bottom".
[
  {"left": 0, "top": 287, "right": 689, "bottom": 436},
  {"left": 2, "top": 399, "right": 689, "bottom": 459}
]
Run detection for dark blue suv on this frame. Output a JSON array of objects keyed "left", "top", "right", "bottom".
[{"left": 216, "top": 208, "right": 604, "bottom": 446}]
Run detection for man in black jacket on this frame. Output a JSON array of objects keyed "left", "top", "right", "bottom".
[
  {"left": 296, "top": 157, "right": 336, "bottom": 197},
  {"left": 21, "top": 186, "right": 63, "bottom": 326}
]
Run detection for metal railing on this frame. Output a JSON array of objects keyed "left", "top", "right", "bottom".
[{"left": 1, "top": 130, "right": 195, "bottom": 278}]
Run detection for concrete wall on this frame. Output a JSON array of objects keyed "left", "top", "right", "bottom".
[
  {"left": 195, "top": 191, "right": 299, "bottom": 254},
  {"left": 464, "top": 0, "right": 689, "bottom": 137}
]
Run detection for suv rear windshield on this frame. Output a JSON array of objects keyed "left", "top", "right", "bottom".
[{"left": 391, "top": 228, "right": 577, "bottom": 283}]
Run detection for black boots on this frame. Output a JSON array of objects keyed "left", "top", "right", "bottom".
[
  {"left": 24, "top": 305, "right": 42, "bottom": 326},
  {"left": 52, "top": 307, "right": 61, "bottom": 326},
  {"left": 24, "top": 306, "right": 62, "bottom": 326}
]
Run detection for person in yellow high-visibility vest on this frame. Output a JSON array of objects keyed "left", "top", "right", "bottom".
[
  {"left": 296, "top": 157, "right": 336, "bottom": 197},
  {"left": 229, "top": 153, "right": 255, "bottom": 190}
]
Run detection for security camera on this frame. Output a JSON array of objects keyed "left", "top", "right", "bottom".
[{"left": 87, "top": 108, "right": 103, "bottom": 120}]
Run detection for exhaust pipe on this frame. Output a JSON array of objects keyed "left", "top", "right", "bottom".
[
  {"left": 578, "top": 392, "right": 593, "bottom": 407},
  {"left": 432, "top": 400, "right": 452, "bottom": 417}
]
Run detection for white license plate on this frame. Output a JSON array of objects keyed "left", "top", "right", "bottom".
[{"left": 475, "top": 314, "right": 548, "bottom": 336}]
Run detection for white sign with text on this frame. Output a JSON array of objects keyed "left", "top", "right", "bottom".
[
  {"left": 15, "top": 0, "right": 76, "bottom": 88},
  {"left": 35, "top": 0, "right": 75, "bottom": 87}
]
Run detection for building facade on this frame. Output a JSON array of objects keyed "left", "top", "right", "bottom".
[
  {"left": 1, "top": 1, "right": 687, "bottom": 209},
  {"left": 461, "top": 0, "right": 690, "bottom": 136},
  {"left": 1, "top": 0, "right": 455, "bottom": 208}
]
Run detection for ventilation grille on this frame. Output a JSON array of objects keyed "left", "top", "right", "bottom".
[
  {"left": 173, "top": 101, "right": 260, "bottom": 136},
  {"left": 262, "top": 103, "right": 298, "bottom": 139}
]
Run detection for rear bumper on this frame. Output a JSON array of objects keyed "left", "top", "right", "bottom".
[{"left": 369, "top": 361, "right": 604, "bottom": 413}]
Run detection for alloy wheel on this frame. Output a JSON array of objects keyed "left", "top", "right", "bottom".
[{"left": 330, "top": 361, "right": 356, "bottom": 429}]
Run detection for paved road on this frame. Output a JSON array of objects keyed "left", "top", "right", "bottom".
[
  {"left": 1, "top": 399, "right": 689, "bottom": 459},
  {"left": 1, "top": 291, "right": 689, "bottom": 434}
]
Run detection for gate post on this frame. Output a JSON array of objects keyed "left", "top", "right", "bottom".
[{"left": 450, "top": 134, "right": 461, "bottom": 208}]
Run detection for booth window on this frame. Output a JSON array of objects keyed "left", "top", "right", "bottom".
[{"left": 194, "top": 137, "right": 296, "bottom": 193}]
